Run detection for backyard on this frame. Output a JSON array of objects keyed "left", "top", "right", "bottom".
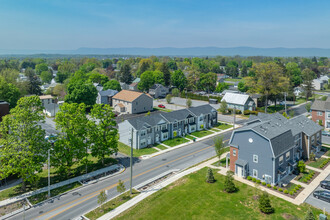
[{"left": 115, "top": 168, "right": 326, "bottom": 220}]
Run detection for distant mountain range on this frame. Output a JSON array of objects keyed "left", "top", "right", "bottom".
[{"left": 1, "top": 47, "right": 330, "bottom": 57}]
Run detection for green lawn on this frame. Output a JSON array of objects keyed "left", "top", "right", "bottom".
[
  {"left": 258, "top": 105, "right": 285, "bottom": 113},
  {"left": 153, "top": 107, "right": 172, "bottom": 112},
  {"left": 296, "top": 170, "right": 315, "bottom": 184},
  {"left": 308, "top": 158, "right": 329, "bottom": 168},
  {"left": 0, "top": 155, "right": 117, "bottom": 202},
  {"left": 118, "top": 142, "right": 159, "bottom": 157},
  {"left": 115, "top": 168, "right": 326, "bottom": 220},
  {"left": 215, "top": 123, "right": 233, "bottom": 130},
  {"left": 153, "top": 143, "right": 168, "bottom": 150},
  {"left": 185, "top": 135, "right": 195, "bottom": 140},
  {"left": 162, "top": 137, "right": 190, "bottom": 147},
  {"left": 85, "top": 190, "right": 140, "bottom": 220},
  {"left": 191, "top": 130, "right": 214, "bottom": 138},
  {"left": 28, "top": 182, "right": 81, "bottom": 205},
  {"left": 212, "top": 157, "right": 230, "bottom": 167},
  {"left": 211, "top": 128, "right": 220, "bottom": 132},
  {"left": 321, "top": 146, "right": 330, "bottom": 157}
]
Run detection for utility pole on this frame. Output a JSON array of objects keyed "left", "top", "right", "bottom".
[
  {"left": 48, "top": 148, "right": 50, "bottom": 199},
  {"left": 284, "top": 92, "right": 287, "bottom": 115},
  {"left": 233, "top": 106, "right": 236, "bottom": 129},
  {"left": 130, "top": 128, "right": 133, "bottom": 195}
]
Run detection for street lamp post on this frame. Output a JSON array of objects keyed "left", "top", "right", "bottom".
[{"left": 48, "top": 148, "right": 50, "bottom": 199}]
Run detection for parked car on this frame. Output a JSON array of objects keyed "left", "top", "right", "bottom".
[
  {"left": 313, "top": 190, "right": 330, "bottom": 202},
  {"left": 321, "top": 180, "right": 330, "bottom": 190},
  {"left": 322, "top": 130, "right": 330, "bottom": 136},
  {"left": 158, "top": 104, "right": 165, "bottom": 108}
]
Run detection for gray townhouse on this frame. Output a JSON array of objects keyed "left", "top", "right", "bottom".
[
  {"left": 149, "top": 84, "right": 169, "bottom": 98},
  {"left": 229, "top": 113, "right": 322, "bottom": 185},
  {"left": 118, "top": 104, "right": 218, "bottom": 149}
]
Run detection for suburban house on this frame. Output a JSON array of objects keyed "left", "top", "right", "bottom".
[
  {"left": 118, "top": 104, "right": 218, "bottom": 149},
  {"left": 313, "top": 75, "right": 329, "bottom": 90},
  {"left": 220, "top": 90, "right": 239, "bottom": 96},
  {"left": 149, "top": 84, "right": 169, "bottom": 98},
  {"left": 293, "top": 87, "right": 304, "bottom": 97},
  {"left": 221, "top": 92, "right": 256, "bottom": 112},
  {"left": 112, "top": 90, "right": 153, "bottom": 114},
  {"left": 129, "top": 82, "right": 139, "bottom": 91},
  {"left": 120, "top": 82, "right": 129, "bottom": 90},
  {"left": 93, "top": 83, "right": 104, "bottom": 92},
  {"left": 250, "top": 94, "right": 264, "bottom": 108},
  {"left": 311, "top": 96, "right": 330, "bottom": 128},
  {"left": 0, "top": 101, "right": 9, "bottom": 122},
  {"left": 229, "top": 113, "right": 322, "bottom": 185},
  {"left": 96, "top": 89, "right": 118, "bottom": 105},
  {"left": 39, "top": 95, "right": 60, "bottom": 117}
]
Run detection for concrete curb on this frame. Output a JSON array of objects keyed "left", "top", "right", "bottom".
[{"left": 0, "top": 198, "right": 31, "bottom": 220}]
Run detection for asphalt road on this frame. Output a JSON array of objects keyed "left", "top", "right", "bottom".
[
  {"left": 10, "top": 130, "right": 233, "bottom": 220},
  {"left": 305, "top": 174, "right": 330, "bottom": 213}
]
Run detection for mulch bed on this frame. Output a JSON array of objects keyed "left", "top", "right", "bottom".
[{"left": 294, "top": 170, "right": 320, "bottom": 185}]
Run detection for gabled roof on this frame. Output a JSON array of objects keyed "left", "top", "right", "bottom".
[
  {"left": 129, "top": 82, "right": 138, "bottom": 87},
  {"left": 112, "top": 90, "right": 152, "bottom": 102},
  {"left": 39, "top": 95, "right": 53, "bottom": 100},
  {"left": 99, "top": 89, "right": 118, "bottom": 97},
  {"left": 150, "top": 84, "right": 166, "bottom": 90},
  {"left": 221, "top": 93, "right": 252, "bottom": 105},
  {"left": 188, "top": 104, "right": 217, "bottom": 116},
  {"left": 311, "top": 98, "right": 330, "bottom": 111}
]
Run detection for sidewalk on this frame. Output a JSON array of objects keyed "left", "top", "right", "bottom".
[{"left": 0, "top": 164, "right": 123, "bottom": 208}]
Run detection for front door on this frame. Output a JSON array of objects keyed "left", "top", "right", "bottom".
[
  {"left": 265, "top": 175, "right": 272, "bottom": 184},
  {"left": 155, "top": 134, "right": 159, "bottom": 143},
  {"left": 148, "top": 137, "right": 151, "bottom": 145},
  {"left": 237, "top": 166, "right": 243, "bottom": 178}
]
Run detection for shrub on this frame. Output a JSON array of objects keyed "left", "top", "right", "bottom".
[
  {"left": 306, "top": 177, "right": 311, "bottom": 181},
  {"left": 309, "top": 152, "right": 316, "bottom": 161},
  {"left": 258, "top": 192, "right": 274, "bottom": 214},
  {"left": 298, "top": 160, "right": 306, "bottom": 173},
  {"left": 284, "top": 190, "right": 289, "bottom": 194},
  {"left": 262, "top": 182, "right": 266, "bottom": 186},
  {"left": 256, "top": 180, "right": 261, "bottom": 184},
  {"left": 289, "top": 191, "right": 294, "bottom": 195},
  {"left": 224, "top": 171, "right": 237, "bottom": 193},
  {"left": 278, "top": 188, "right": 283, "bottom": 192},
  {"left": 273, "top": 186, "right": 277, "bottom": 190},
  {"left": 267, "top": 184, "right": 271, "bottom": 188},
  {"left": 247, "top": 176, "right": 252, "bottom": 180},
  {"left": 252, "top": 178, "right": 256, "bottom": 182},
  {"left": 303, "top": 179, "right": 308, "bottom": 183},
  {"left": 293, "top": 189, "right": 297, "bottom": 193},
  {"left": 295, "top": 186, "right": 299, "bottom": 191},
  {"left": 173, "top": 131, "right": 177, "bottom": 137},
  {"left": 206, "top": 168, "right": 215, "bottom": 183},
  {"left": 243, "top": 110, "right": 251, "bottom": 115},
  {"left": 297, "top": 184, "right": 302, "bottom": 189},
  {"left": 304, "top": 208, "right": 316, "bottom": 220}
]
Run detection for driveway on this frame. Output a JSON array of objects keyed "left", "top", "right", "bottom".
[{"left": 305, "top": 174, "right": 330, "bottom": 213}]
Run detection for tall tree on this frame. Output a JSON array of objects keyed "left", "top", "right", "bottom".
[
  {"left": 199, "top": 72, "right": 217, "bottom": 92},
  {"left": 159, "top": 62, "right": 171, "bottom": 86},
  {"left": 138, "top": 71, "right": 155, "bottom": 91},
  {"left": 88, "top": 72, "right": 109, "bottom": 85},
  {"left": 88, "top": 104, "right": 118, "bottom": 165},
  {"left": 153, "top": 70, "right": 165, "bottom": 85},
  {"left": 0, "top": 96, "right": 48, "bottom": 190},
  {"left": 65, "top": 81, "right": 98, "bottom": 106},
  {"left": 52, "top": 103, "right": 89, "bottom": 176},
  {"left": 40, "top": 71, "right": 53, "bottom": 84},
  {"left": 120, "top": 63, "right": 133, "bottom": 84},
  {"left": 0, "top": 78, "right": 21, "bottom": 108},
  {"left": 286, "top": 62, "right": 302, "bottom": 87},
  {"left": 35, "top": 63, "right": 49, "bottom": 75},
  {"left": 246, "top": 62, "right": 290, "bottom": 113},
  {"left": 25, "top": 67, "right": 42, "bottom": 95},
  {"left": 171, "top": 70, "right": 187, "bottom": 91},
  {"left": 103, "top": 79, "right": 121, "bottom": 91},
  {"left": 302, "top": 68, "right": 316, "bottom": 101}
]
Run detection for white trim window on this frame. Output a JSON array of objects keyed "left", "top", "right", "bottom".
[
  {"left": 233, "top": 149, "right": 236, "bottom": 156},
  {"left": 286, "top": 151, "right": 290, "bottom": 160},
  {"left": 253, "top": 169, "right": 258, "bottom": 178},
  {"left": 140, "top": 130, "right": 146, "bottom": 137},
  {"left": 311, "top": 136, "right": 315, "bottom": 144},
  {"left": 317, "top": 132, "right": 320, "bottom": 140},
  {"left": 327, "top": 113, "right": 330, "bottom": 119},
  {"left": 317, "top": 111, "right": 323, "bottom": 116},
  {"left": 279, "top": 156, "right": 283, "bottom": 165},
  {"left": 253, "top": 154, "right": 258, "bottom": 163}
]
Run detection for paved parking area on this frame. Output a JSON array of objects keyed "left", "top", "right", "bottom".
[
  {"left": 322, "top": 135, "right": 330, "bottom": 145},
  {"left": 305, "top": 174, "right": 330, "bottom": 213}
]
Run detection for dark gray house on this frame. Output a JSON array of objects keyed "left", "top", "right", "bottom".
[
  {"left": 96, "top": 89, "right": 118, "bottom": 105},
  {"left": 229, "top": 113, "right": 322, "bottom": 185},
  {"left": 118, "top": 104, "right": 218, "bottom": 149},
  {"left": 149, "top": 84, "right": 169, "bottom": 98}
]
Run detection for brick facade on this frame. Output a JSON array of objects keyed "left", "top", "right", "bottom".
[
  {"left": 311, "top": 110, "right": 325, "bottom": 126},
  {"left": 230, "top": 146, "right": 238, "bottom": 172},
  {"left": 0, "top": 101, "right": 9, "bottom": 122}
]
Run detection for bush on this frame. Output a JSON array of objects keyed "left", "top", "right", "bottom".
[
  {"left": 206, "top": 168, "right": 215, "bottom": 183},
  {"left": 256, "top": 179, "right": 261, "bottom": 184},
  {"left": 278, "top": 188, "right": 283, "bottom": 192},
  {"left": 294, "top": 186, "right": 299, "bottom": 191},
  {"left": 252, "top": 178, "right": 256, "bottom": 182},
  {"left": 293, "top": 189, "right": 297, "bottom": 193},
  {"left": 224, "top": 171, "right": 237, "bottom": 193},
  {"left": 298, "top": 160, "right": 306, "bottom": 173},
  {"left": 273, "top": 186, "right": 277, "bottom": 190},
  {"left": 262, "top": 182, "right": 266, "bottom": 186},
  {"left": 267, "top": 184, "right": 271, "bottom": 188},
  {"left": 258, "top": 192, "right": 274, "bottom": 214},
  {"left": 284, "top": 190, "right": 289, "bottom": 194},
  {"left": 227, "top": 108, "right": 241, "bottom": 115},
  {"left": 297, "top": 184, "right": 302, "bottom": 189},
  {"left": 247, "top": 176, "right": 252, "bottom": 180},
  {"left": 289, "top": 191, "right": 294, "bottom": 195}
]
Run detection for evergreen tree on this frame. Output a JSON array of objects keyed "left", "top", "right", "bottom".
[
  {"left": 224, "top": 171, "right": 236, "bottom": 193},
  {"left": 206, "top": 168, "right": 215, "bottom": 183},
  {"left": 120, "top": 63, "right": 133, "bottom": 84},
  {"left": 302, "top": 68, "right": 316, "bottom": 101},
  {"left": 25, "top": 67, "right": 42, "bottom": 95},
  {"left": 304, "top": 208, "right": 315, "bottom": 220},
  {"left": 259, "top": 191, "right": 274, "bottom": 214},
  {"left": 160, "top": 62, "right": 171, "bottom": 86}
]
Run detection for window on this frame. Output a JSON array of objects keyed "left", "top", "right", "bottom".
[
  {"left": 185, "top": 119, "right": 188, "bottom": 124},
  {"left": 327, "top": 113, "right": 330, "bottom": 118},
  {"left": 317, "top": 111, "right": 323, "bottom": 116},
  {"left": 136, "top": 102, "right": 138, "bottom": 105},
  {"left": 233, "top": 149, "right": 236, "bottom": 156},
  {"left": 311, "top": 136, "right": 315, "bottom": 144},
  {"left": 161, "top": 124, "right": 167, "bottom": 130},
  {"left": 279, "top": 156, "right": 283, "bottom": 165},
  {"left": 253, "top": 155, "right": 258, "bottom": 163},
  {"left": 317, "top": 132, "right": 320, "bottom": 140},
  {"left": 173, "top": 123, "right": 177, "bottom": 129},
  {"left": 163, "top": 132, "right": 168, "bottom": 139},
  {"left": 199, "top": 116, "right": 203, "bottom": 121},
  {"left": 140, "top": 130, "right": 146, "bottom": 136},
  {"left": 189, "top": 118, "right": 194, "bottom": 123},
  {"left": 286, "top": 151, "right": 290, "bottom": 160},
  {"left": 253, "top": 169, "right": 258, "bottom": 178},
  {"left": 156, "top": 126, "right": 160, "bottom": 132}
]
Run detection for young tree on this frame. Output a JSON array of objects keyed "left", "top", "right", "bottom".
[
  {"left": 52, "top": 103, "right": 90, "bottom": 176},
  {"left": 259, "top": 191, "right": 274, "bottom": 214},
  {"left": 88, "top": 104, "right": 118, "bottom": 165},
  {"left": 0, "top": 96, "right": 48, "bottom": 190},
  {"left": 206, "top": 168, "right": 215, "bottom": 183},
  {"left": 302, "top": 68, "right": 316, "bottom": 101},
  {"left": 171, "top": 88, "right": 180, "bottom": 97},
  {"left": 215, "top": 82, "right": 229, "bottom": 93},
  {"left": 298, "top": 160, "right": 306, "bottom": 173},
  {"left": 246, "top": 62, "right": 290, "bottom": 113},
  {"left": 120, "top": 63, "right": 133, "bottom": 84},
  {"left": 213, "top": 136, "right": 225, "bottom": 164},
  {"left": 171, "top": 70, "right": 187, "bottom": 91},
  {"left": 103, "top": 79, "right": 121, "bottom": 91},
  {"left": 224, "top": 171, "right": 236, "bottom": 193},
  {"left": 305, "top": 103, "right": 311, "bottom": 112},
  {"left": 117, "top": 180, "right": 126, "bottom": 194},
  {"left": 166, "top": 94, "right": 172, "bottom": 104},
  {"left": 219, "top": 101, "right": 228, "bottom": 114},
  {"left": 65, "top": 81, "right": 98, "bottom": 106},
  {"left": 304, "top": 208, "right": 315, "bottom": 220},
  {"left": 97, "top": 190, "right": 107, "bottom": 211},
  {"left": 237, "top": 81, "right": 248, "bottom": 92},
  {"left": 186, "top": 98, "right": 192, "bottom": 108}
]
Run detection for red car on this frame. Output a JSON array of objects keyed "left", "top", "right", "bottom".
[{"left": 158, "top": 104, "right": 166, "bottom": 108}]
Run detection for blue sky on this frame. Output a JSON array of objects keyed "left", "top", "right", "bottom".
[{"left": 0, "top": 0, "right": 330, "bottom": 50}]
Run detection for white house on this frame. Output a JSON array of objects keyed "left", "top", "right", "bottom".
[{"left": 221, "top": 92, "right": 256, "bottom": 112}]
